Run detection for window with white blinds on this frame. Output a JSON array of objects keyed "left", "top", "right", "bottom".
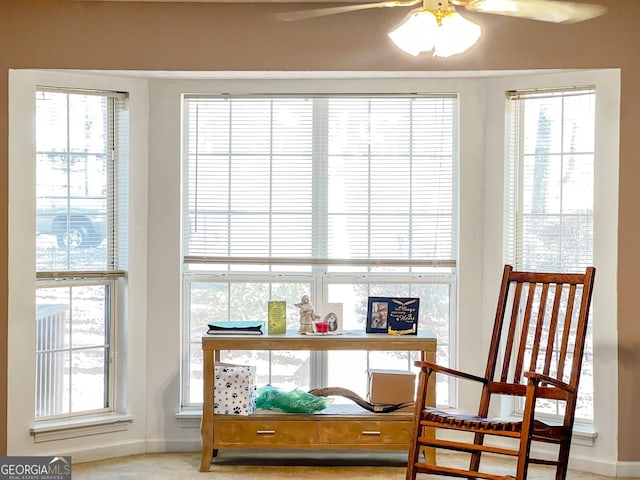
[
  {"left": 504, "top": 88, "right": 594, "bottom": 273},
  {"left": 504, "top": 87, "right": 595, "bottom": 422},
  {"left": 35, "top": 88, "right": 129, "bottom": 273},
  {"left": 182, "top": 94, "right": 458, "bottom": 408},
  {"left": 183, "top": 95, "right": 457, "bottom": 270},
  {"left": 34, "top": 88, "right": 129, "bottom": 419}
]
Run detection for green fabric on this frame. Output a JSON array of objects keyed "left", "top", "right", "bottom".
[{"left": 256, "top": 385, "right": 331, "bottom": 413}]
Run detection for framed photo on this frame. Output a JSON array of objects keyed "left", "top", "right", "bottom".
[
  {"left": 366, "top": 297, "right": 420, "bottom": 335},
  {"left": 318, "top": 302, "right": 343, "bottom": 334},
  {"left": 366, "top": 298, "right": 391, "bottom": 333}
]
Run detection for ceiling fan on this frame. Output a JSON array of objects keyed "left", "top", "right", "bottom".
[
  {"left": 275, "top": 0, "right": 607, "bottom": 57},
  {"left": 276, "top": 0, "right": 607, "bottom": 24}
]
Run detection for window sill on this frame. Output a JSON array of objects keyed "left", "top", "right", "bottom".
[
  {"left": 175, "top": 409, "right": 202, "bottom": 429},
  {"left": 570, "top": 424, "right": 598, "bottom": 447},
  {"left": 30, "top": 413, "right": 133, "bottom": 443},
  {"left": 502, "top": 415, "right": 597, "bottom": 447}
]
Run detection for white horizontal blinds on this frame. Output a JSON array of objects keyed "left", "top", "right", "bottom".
[
  {"left": 327, "top": 97, "right": 456, "bottom": 264},
  {"left": 183, "top": 94, "right": 457, "bottom": 269},
  {"left": 35, "top": 88, "right": 128, "bottom": 275},
  {"left": 505, "top": 88, "right": 595, "bottom": 272},
  {"left": 184, "top": 97, "right": 314, "bottom": 264},
  {"left": 113, "top": 96, "right": 130, "bottom": 271},
  {"left": 503, "top": 96, "right": 522, "bottom": 267}
]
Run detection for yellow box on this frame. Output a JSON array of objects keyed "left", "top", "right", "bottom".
[{"left": 367, "top": 369, "right": 416, "bottom": 412}]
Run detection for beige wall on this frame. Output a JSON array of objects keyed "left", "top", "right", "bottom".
[{"left": 1, "top": 0, "right": 638, "bottom": 461}]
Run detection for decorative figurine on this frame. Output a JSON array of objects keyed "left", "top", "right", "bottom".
[{"left": 295, "top": 295, "right": 315, "bottom": 334}]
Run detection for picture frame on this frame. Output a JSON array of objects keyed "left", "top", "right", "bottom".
[
  {"left": 318, "top": 302, "right": 343, "bottom": 334},
  {"left": 366, "top": 297, "right": 420, "bottom": 335},
  {"left": 267, "top": 300, "right": 287, "bottom": 335},
  {"left": 366, "top": 297, "right": 391, "bottom": 333}
]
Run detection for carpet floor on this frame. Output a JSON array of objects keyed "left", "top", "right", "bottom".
[{"left": 72, "top": 450, "right": 637, "bottom": 479}]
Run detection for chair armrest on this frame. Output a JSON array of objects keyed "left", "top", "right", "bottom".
[
  {"left": 414, "top": 361, "right": 488, "bottom": 385},
  {"left": 524, "top": 372, "right": 576, "bottom": 393}
]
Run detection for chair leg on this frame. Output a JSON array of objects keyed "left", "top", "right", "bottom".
[
  {"left": 407, "top": 367, "right": 433, "bottom": 480},
  {"left": 406, "top": 426, "right": 424, "bottom": 480},
  {"left": 515, "top": 418, "right": 534, "bottom": 479},
  {"left": 469, "top": 432, "right": 484, "bottom": 472},
  {"left": 515, "top": 429, "right": 537, "bottom": 480},
  {"left": 555, "top": 442, "right": 571, "bottom": 480},
  {"left": 405, "top": 448, "right": 416, "bottom": 479}
]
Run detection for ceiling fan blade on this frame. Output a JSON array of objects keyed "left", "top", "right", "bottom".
[
  {"left": 462, "top": 0, "right": 607, "bottom": 23},
  {"left": 274, "top": 0, "right": 419, "bottom": 22}
]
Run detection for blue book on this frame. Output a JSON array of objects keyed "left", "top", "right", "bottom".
[{"left": 207, "top": 320, "right": 265, "bottom": 335}]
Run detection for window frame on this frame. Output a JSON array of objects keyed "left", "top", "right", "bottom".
[
  {"left": 503, "top": 86, "right": 596, "bottom": 426},
  {"left": 34, "top": 87, "right": 128, "bottom": 421},
  {"left": 35, "top": 278, "right": 117, "bottom": 420},
  {"left": 180, "top": 92, "right": 460, "bottom": 410},
  {"left": 9, "top": 68, "right": 149, "bottom": 449},
  {"left": 180, "top": 270, "right": 457, "bottom": 409}
]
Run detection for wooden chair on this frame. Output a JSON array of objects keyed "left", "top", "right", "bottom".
[{"left": 406, "top": 265, "right": 596, "bottom": 480}]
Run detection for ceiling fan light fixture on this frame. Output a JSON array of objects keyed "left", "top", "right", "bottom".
[{"left": 388, "top": 8, "right": 481, "bottom": 57}]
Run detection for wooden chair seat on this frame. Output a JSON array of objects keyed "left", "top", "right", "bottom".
[
  {"left": 423, "top": 407, "right": 526, "bottom": 433},
  {"left": 421, "top": 408, "right": 567, "bottom": 441}
]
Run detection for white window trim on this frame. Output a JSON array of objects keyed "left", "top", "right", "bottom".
[
  {"left": 30, "top": 413, "right": 133, "bottom": 443},
  {"left": 481, "top": 69, "right": 619, "bottom": 471},
  {"left": 9, "top": 69, "right": 148, "bottom": 452}
]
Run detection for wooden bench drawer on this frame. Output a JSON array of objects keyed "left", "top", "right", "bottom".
[
  {"left": 215, "top": 420, "right": 318, "bottom": 446},
  {"left": 318, "top": 420, "right": 413, "bottom": 445}
]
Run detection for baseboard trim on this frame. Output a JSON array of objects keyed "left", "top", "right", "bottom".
[
  {"left": 567, "top": 454, "right": 616, "bottom": 477},
  {"left": 145, "top": 439, "right": 200, "bottom": 453},
  {"left": 66, "top": 440, "right": 147, "bottom": 464},
  {"left": 615, "top": 461, "right": 640, "bottom": 477},
  {"left": 62, "top": 437, "right": 640, "bottom": 478},
  {"left": 65, "top": 440, "right": 199, "bottom": 464}
]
